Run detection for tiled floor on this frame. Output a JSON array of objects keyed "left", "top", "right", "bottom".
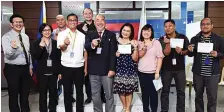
[{"left": 1, "top": 86, "right": 224, "bottom": 112}]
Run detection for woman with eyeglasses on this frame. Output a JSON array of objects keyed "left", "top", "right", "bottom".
[
  {"left": 31, "top": 23, "right": 61, "bottom": 112},
  {"left": 138, "top": 24, "right": 164, "bottom": 112}
]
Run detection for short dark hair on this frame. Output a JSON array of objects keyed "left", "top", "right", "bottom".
[
  {"left": 164, "top": 19, "right": 175, "bottom": 26},
  {"left": 38, "top": 23, "right": 53, "bottom": 37},
  {"left": 200, "top": 18, "right": 213, "bottom": 26},
  {"left": 67, "top": 13, "right": 78, "bottom": 20},
  {"left": 139, "top": 24, "right": 154, "bottom": 41},
  {"left": 9, "top": 14, "right": 24, "bottom": 23},
  {"left": 83, "top": 8, "right": 93, "bottom": 14},
  {"left": 119, "top": 23, "right": 135, "bottom": 40}
]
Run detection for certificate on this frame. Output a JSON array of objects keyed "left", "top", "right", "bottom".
[
  {"left": 170, "top": 38, "right": 184, "bottom": 48},
  {"left": 118, "top": 44, "right": 132, "bottom": 54},
  {"left": 153, "top": 77, "right": 163, "bottom": 91},
  {"left": 197, "top": 43, "right": 213, "bottom": 53}
]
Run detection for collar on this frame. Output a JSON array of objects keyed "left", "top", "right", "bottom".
[
  {"left": 84, "top": 20, "right": 94, "bottom": 26},
  {"left": 10, "top": 29, "right": 20, "bottom": 37},
  {"left": 165, "top": 31, "right": 179, "bottom": 39}
]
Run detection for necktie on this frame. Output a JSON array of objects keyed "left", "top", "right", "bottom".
[
  {"left": 98, "top": 32, "right": 102, "bottom": 39},
  {"left": 19, "top": 34, "right": 29, "bottom": 65}
]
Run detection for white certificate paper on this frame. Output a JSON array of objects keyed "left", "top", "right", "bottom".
[
  {"left": 197, "top": 43, "right": 213, "bottom": 53},
  {"left": 153, "top": 77, "right": 163, "bottom": 91},
  {"left": 118, "top": 44, "right": 132, "bottom": 54},
  {"left": 170, "top": 38, "right": 184, "bottom": 48}
]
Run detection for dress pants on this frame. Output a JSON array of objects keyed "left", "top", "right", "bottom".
[
  {"left": 85, "top": 74, "right": 105, "bottom": 100},
  {"left": 61, "top": 66, "right": 84, "bottom": 112},
  {"left": 89, "top": 75, "right": 115, "bottom": 112},
  {"left": 4, "top": 64, "right": 31, "bottom": 112},
  {"left": 138, "top": 72, "right": 158, "bottom": 112},
  {"left": 160, "top": 70, "right": 186, "bottom": 112},
  {"left": 193, "top": 74, "right": 219, "bottom": 112},
  {"left": 38, "top": 74, "right": 58, "bottom": 112}
]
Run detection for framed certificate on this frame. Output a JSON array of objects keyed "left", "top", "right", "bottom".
[{"left": 118, "top": 44, "right": 131, "bottom": 54}]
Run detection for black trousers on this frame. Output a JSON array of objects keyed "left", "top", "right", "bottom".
[
  {"left": 138, "top": 72, "right": 158, "bottom": 112},
  {"left": 4, "top": 64, "right": 31, "bottom": 112},
  {"left": 38, "top": 74, "right": 58, "bottom": 112},
  {"left": 193, "top": 74, "right": 219, "bottom": 112},
  {"left": 160, "top": 70, "right": 186, "bottom": 112},
  {"left": 84, "top": 74, "right": 105, "bottom": 99},
  {"left": 62, "top": 66, "right": 84, "bottom": 112}
]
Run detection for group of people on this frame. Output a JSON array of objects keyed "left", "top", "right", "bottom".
[{"left": 2, "top": 7, "right": 224, "bottom": 112}]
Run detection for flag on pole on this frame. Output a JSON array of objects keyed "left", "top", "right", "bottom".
[
  {"left": 138, "top": 1, "right": 147, "bottom": 40},
  {"left": 37, "top": 1, "right": 47, "bottom": 39},
  {"left": 33, "top": 1, "right": 47, "bottom": 86}
]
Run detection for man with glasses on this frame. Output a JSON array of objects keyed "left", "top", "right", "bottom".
[
  {"left": 57, "top": 13, "right": 87, "bottom": 112},
  {"left": 2, "top": 14, "right": 33, "bottom": 112},
  {"left": 188, "top": 18, "right": 224, "bottom": 112}
]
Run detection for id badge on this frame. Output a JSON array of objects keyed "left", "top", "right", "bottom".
[
  {"left": 96, "top": 47, "right": 102, "bottom": 54},
  {"left": 172, "top": 58, "right": 177, "bottom": 65},
  {"left": 47, "top": 59, "right": 52, "bottom": 67},
  {"left": 70, "top": 52, "right": 74, "bottom": 58}
]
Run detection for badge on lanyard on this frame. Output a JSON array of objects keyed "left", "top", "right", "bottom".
[
  {"left": 47, "top": 59, "right": 52, "bottom": 67},
  {"left": 70, "top": 52, "right": 74, "bottom": 58},
  {"left": 204, "top": 55, "right": 210, "bottom": 65},
  {"left": 172, "top": 58, "right": 177, "bottom": 65},
  {"left": 96, "top": 47, "right": 102, "bottom": 54}
]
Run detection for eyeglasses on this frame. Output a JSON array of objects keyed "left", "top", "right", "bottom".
[
  {"left": 43, "top": 29, "right": 51, "bottom": 32},
  {"left": 201, "top": 23, "right": 211, "bottom": 26},
  {"left": 13, "top": 21, "right": 23, "bottom": 24},
  {"left": 68, "top": 19, "right": 78, "bottom": 23}
]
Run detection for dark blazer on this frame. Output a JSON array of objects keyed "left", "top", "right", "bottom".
[
  {"left": 85, "top": 29, "right": 117, "bottom": 76},
  {"left": 188, "top": 32, "right": 224, "bottom": 75},
  {"left": 77, "top": 20, "right": 96, "bottom": 35},
  {"left": 31, "top": 38, "right": 61, "bottom": 75}
]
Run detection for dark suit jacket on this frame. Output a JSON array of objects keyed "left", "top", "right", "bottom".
[
  {"left": 31, "top": 38, "right": 61, "bottom": 75},
  {"left": 85, "top": 29, "right": 117, "bottom": 76},
  {"left": 77, "top": 20, "right": 96, "bottom": 35}
]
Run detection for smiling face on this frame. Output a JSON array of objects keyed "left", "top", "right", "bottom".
[
  {"left": 142, "top": 28, "right": 152, "bottom": 39},
  {"left": 42, "top": 25, "right": 52, "bottom": 38},
  {"left": 121, "top": 26, "right": 131, "bottom": 39},
  {"left": 67, "top": 15, "right": 78, "bottom": 30},
  {"left": 83, "top": 8, "right": 93, "bottom": 21},
  {"left": 94, "top": 15, "right": 106, "bottom": 32},
  {"left": 10, "top": 17, "right": 24, "bottom": 32}
]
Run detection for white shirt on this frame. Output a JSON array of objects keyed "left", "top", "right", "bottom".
[{"left": 57, "top": 28, "right": 85, "bottom": 68}]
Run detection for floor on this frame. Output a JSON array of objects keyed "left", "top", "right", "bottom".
[{"left": 1, "top": 86, "right": 224, "bottom": 112}]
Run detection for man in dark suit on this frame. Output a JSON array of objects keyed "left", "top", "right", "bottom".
[
  {"left": 77, "top": 8, "right": 106, "bottom": 105},
  {"left": 85, "top": 14, "right": 117, "bottom": 112}
]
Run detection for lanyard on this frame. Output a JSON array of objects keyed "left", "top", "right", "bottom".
[
  {"left": 69, "top": 31, "right": 77, "bottom": 51},
  {"left": 45, "top": 38, "right": 52, "bottom": 59}
]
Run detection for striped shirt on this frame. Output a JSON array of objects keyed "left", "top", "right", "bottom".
[{"left": 200, "top": 35, "right": 213, "bottom": 76}]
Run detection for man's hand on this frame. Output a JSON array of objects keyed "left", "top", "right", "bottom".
[
  {"left": 58, "top": 74, "right": 62, "bottom": 79},
  {"left": 91, "top": 38, "right": 100, "bottom": 47},
  {"left": 84, "top": 68, "right": 88, "bottom": 76},
  {"left": 29, "top": 68, "right": 33, "bottom": 76},
  {"left": 82, "top": 23, "right": 88, "bottom": 32},
  {"left": 163, "top": 36, "right": 170, "bottom": 44},
  {"left": 11, "top": 40, "right": 18, "bottom": 49},
  {"left": 210, "top": 50, "right": 218, "bottom": 57},
  {"left": 175, "top": 46, "right": 182, "bottom": 54},
  {"left": 64, "top": 37, "right": 70, "bottom": 45},
  {"left": 108, "top": 70, "right": 115, "bottom": 77}
]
